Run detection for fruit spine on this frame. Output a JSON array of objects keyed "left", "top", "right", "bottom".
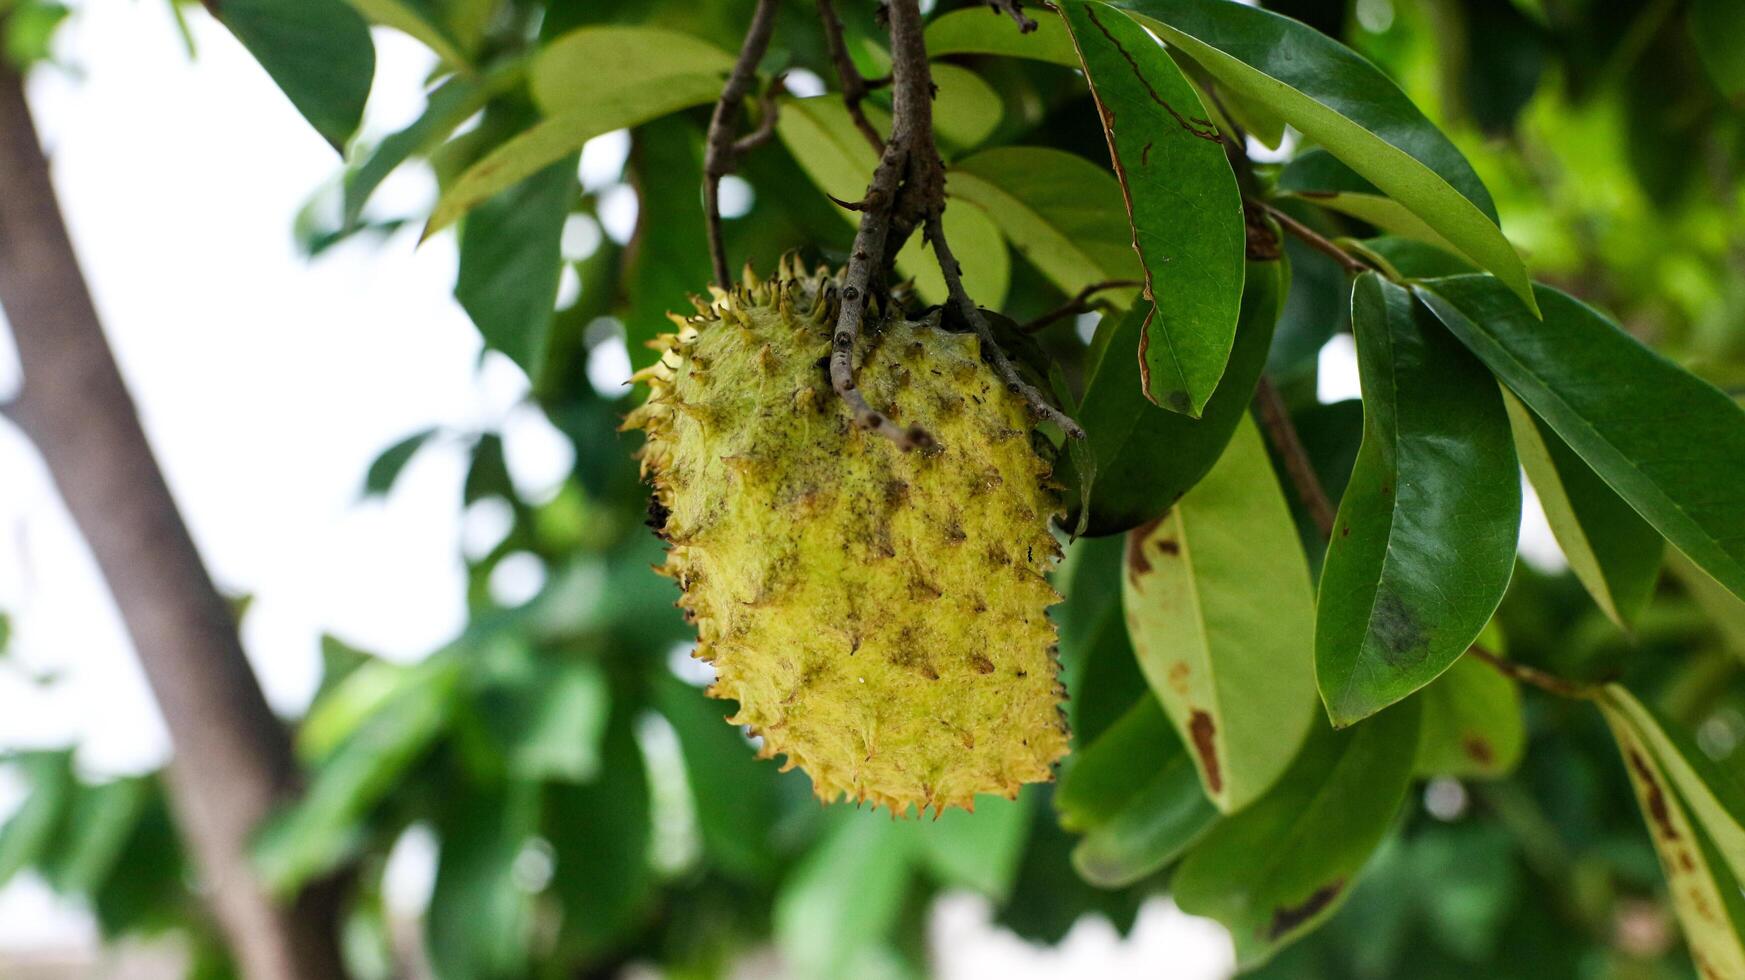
[{"left": 626, "top": 258, "right": 1068, "bottom": 815}]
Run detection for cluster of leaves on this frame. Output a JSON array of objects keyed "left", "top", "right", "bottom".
[{"left": 4, "top": 0, "right": 1745, "bottom": 976}]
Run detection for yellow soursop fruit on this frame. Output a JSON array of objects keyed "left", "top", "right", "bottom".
[{"left": 625, "top": 259, "right": 1069, "bottom": 816}]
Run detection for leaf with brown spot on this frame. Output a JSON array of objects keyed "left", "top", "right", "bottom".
[
  {"left": 1315, "top": 274, "right": 1519, "bottom": 727},
  {"left": 1172, "top": 698, "right": 1421, "bottom": 968},
  {"left": 1413, "top": 647, "right": 1524, "bottom": 780},
  {"left": 1123, "top": 417, "right": 1316, "bottom": 813},
  {"left": 1600, "top": 698, "right": 1745, "bottom": 976}
]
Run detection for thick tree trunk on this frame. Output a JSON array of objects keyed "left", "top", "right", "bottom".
[{"left": 0, "top": 58, "right": 348, "bottom": 979}]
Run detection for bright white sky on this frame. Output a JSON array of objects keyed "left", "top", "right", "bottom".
[{"left": 0, "top": 0, "right": 1564, "bottom": 968}]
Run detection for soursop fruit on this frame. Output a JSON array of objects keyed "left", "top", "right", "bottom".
[{"left": 625, "top": 259, "right": 1068, "bottom": 816}]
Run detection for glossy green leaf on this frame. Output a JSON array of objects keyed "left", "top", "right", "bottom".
[
  {"left": 211, "top": 0, "right": 375, "bottom": 151},
  {"left": 923, "top": 7, "right": 1080, "bottom": 66},
  {"left": 1123, "top": 416, "right": 1317, "bottom": 811},
  {"left": 344, "top": 68, "right": 514, "bottom": 228},
  {"left": 1690, "top": 0, "right": 1745, "bottom": 102},
  {"left": 1413, "top": 655, "right": 1524, "bottom": 780},
  {"left": 1072, "top": 256, "right": 1283, "bottom": 536},
  {"left": 1603, "top": 685, "right": 1745, "bottom": 885},
  {"left": 776, "top": 814, "right": 913, "bottom": 978},
  {"left": 905, "top": 793, "right": 1032, "bottom": 900},
  {"left": 930, "top": 63, "right": 1003, "bottom": 151},
  {"left": 1504, "top": 390, "right": 1663, "bottom": 630},
  {"left": 1172, "top": 698, "right": 1422, "bottom": 968},
  {"left": 653, "top": 674, "right": 780, "bottom": 883},
  {"left": 1059, "top": 0, "right": 1245, "bottom": 416},
  {"left": 426, "top": 76, "right": 720, "bottom": 235},
  {"left": 1277, "top": 149, "right": 1460, "bottom": 253},
  {"left": 1317, "top": 275, "right": 1519, "bottom": 727},
  {"left": 427, "top": 779, "right": 538, "bottom": 980},
  {"left": 948, "top": 146, "right": 1139, "bottom": 298},
  {"left": 1416, "top": 275, "right": 1745, "bottom": 604},
  {"left": 1669, "top": 551, "right": 1745, "bottom": 662},
  {"left": 624, "top": 116, "right": 712, "bottom": 358},
  {"left": 1056, "top": 694, "right": 1217, "bottom": 887},
  {"left": 528, "top": 25, "right": 735, "bottom": 116},
  {"left": 1110, "top": 0, "right": 1536, "bottom": 313},
  {"left": 454, "top": 155, "right": 576, "bottom": 378},
  {"left": 1600, "top": 698, "right": 1745, "bottom": 977}
]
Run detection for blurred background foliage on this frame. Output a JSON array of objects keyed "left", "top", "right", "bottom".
[{"left": 0, "top": 0, "right": 1742, "bottom": 976}]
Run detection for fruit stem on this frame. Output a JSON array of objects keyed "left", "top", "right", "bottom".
[{"left": 704, "top": 0, "right": 783, "bottom": 287}]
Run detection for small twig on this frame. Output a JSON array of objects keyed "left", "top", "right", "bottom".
[
  {"left": 929, "top": 214, "right": 1085, "bottom": 439},
  {"left": 1467, "top": 644, "right": 1597, "bottom": 699},
  {"left": 1253, "top": 375, "right": 1337, "bottom": 538},
  {"left": 731, "top": 73, "right": 787, "bottom": 156},
  {"left": 986, "top": 0, "right": 1039, "bottom": 31},
  {"left": 1021, "top": 279, "right": 1142, "bottom": 333},
  {"left": 1254, "top": 199, "right": 1370, "bottom": 276},
  {"left": 818, "top": 0, "right": 887, "bottom": 153},
  {"left": 703, "top": 0, "right": 781, "bottom": 287}
]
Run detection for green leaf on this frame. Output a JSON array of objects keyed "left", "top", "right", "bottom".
[
  {"left": 255, "top": 657, "right": 462, "bottom": 890},
  {"left": 528, "top": 25, "right": 735, "bottom": 116},
  {"left": 1058, "top": 0, "right": 1245, "bottom": 416},
  {"left": 484, "top": 660, "right": 611, "bottom": 783},
  {"left": 363, "top": 427, "right": 438, "bottom": 497},
  {"left": 895, "top": 196, "right": 1010, "bottom": 307},
  {"left": 1413, "top": 655, "right": 1524, "bottom": 780},
  {"left": 89, "top": 784, "right": 187, "bottom": 939},
  {"left": 348, "top": 0, "right": 470, "bottom": 69},
  {"left": 776, "top": 814, "right": 914, "bottom": 979},
  {"left": 545, "top": 708, "right": 653, "bottom": 957},
  {"left": 923, "top": 7, "right": 1080, "bottom": 66},
  {"left": 1416, "top": 276, "right": 1745, "bottom": 604},
  {"left": 1316, "top": 274, "right": 1519, "bottom": 727},
  {"left": 1073, "top": 255, "right": 1282, "bottom": 537},
  {"left": 1603, "top": 685, "right": 1745, "bottom": 886},
  {"left": 426, "top": 76, "right": 721, "bottom": 236},
  {"left": 454, "top": 155, "right": 576, "bottom": 379},
  {"left": 1056, "top": 695, "right": 1217, "bottom": 887},
  {"left": 1689, "top": 0, "right": 1745, "bottom": 102},
  {"left": 210, "top": 0, "right": 375, "bottom": 151},
  {"left": 930, "top": 63, "right": 1003, "bottom": 151},
  {"left": 904, "top": 793, "right": 1032, "bottom": 900},
  {"left": 1503, "top": 390, "right": 1663, "bottom": 630},
  {"left": 624, "top": 117, "right": 713, "bottom": 359},
  {"left": 653, "top": 674, "right": 780, "bottom": 883},
  {"left": 947, "top": 146, "right": 1139, "bottom": 298},
  {"left": 1669, "top": 551, "right": 1745, "bottom": 662},
  {"left": 427, "top": 779, "right": 538, "bottom": 980},
  {"left": 1110, "top": 0, "right": 1536, "bottom": 313},
  {"left": 1599, "top": 697, "right": 1745, "bottom": 977},
  {"left": 1122, "top": 416, "right": 1317, "bottom": 811},
  {"left": 38, "top": 777, "right": 149, "bottom": 896},
  {"left": 1277, "top": 149, "right": 1460, "bottom": 253},
  {"left": 0, "top": 751, "right": 74, "bottom": 888},
  {"left": 1172, "top": 698, "right": 1422, "bottom": 968}
]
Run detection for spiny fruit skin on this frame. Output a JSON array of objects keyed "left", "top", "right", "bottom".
[{"left": 625, "top": 259, "right": 1069, "bottom": 816}]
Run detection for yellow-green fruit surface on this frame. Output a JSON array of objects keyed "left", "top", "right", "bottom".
[{"left": 625, "top": 262, "right": 1068, "bottom": 815}]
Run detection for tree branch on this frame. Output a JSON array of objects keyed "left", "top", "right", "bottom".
[
  {"left": 818, "top": 0, "right": 887, "bottom": 153},
  {"left": 704, "top": 0, "right": 782, "bottom": 286},
  {"left": 1021, "top": 279, "right": 1142, "bottom": 333},
  {"left": 0, "top": 58, "right": 348, "bottom": 978},
  {"left": 1254, "top": 199, "right": 1371, "bottom": 275}
]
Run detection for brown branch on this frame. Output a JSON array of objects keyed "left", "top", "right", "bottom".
[
  {"left": 704, "top": 0, "right": 782, "bottom": 286},
  {"left": 987, "top": 0, "right": 1039, "bottom": 31},
  {"left": 1254, "top": 198, "right": 1370, "bottom": 276},
  {"left": 1021, "top": 279, "right": 1142, "bottom": 333},
  {"left": 1466, "top": 644, "right": 1597, "bottom": 699},
  {"left": 818, "top": 0, "right": 887, "bottom": 153},
  {"left": 1253, "top": 375, "right": 1337, "bottom": 538},
  {"left": 0, "top": 59, "right": 349, "bottom": 978}
]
